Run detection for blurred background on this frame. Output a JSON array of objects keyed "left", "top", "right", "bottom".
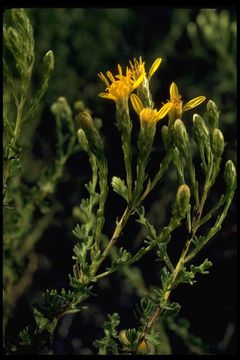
[{"left": 4, "top": 7, "right": 236, "bottom": 354}]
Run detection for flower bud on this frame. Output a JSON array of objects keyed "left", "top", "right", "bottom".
[
  {"left": 43, "top": 50, "right": 55, "bottom": 75},
  {"left": 176, "top": 184, "right": 191, "bottom": 217},
  {"left": 173, "top": 119, "right": 190, "bottom": 155},
  {"left": 161, "top": 125, "right": 169, "bottom": 149},
  {"left": 224, "top": 160, "right": 237, "bottom": 191},
  {"left": 93, "top": 117, "right": 103, "bottom": 130},
  {"left": 76, "top": 111, "right": 104, "bottom": 159},
  {"left": 206, "top": 100, "right": 219, "bottom": 130},
  {"left": 51, "top": 97, "right": 72, "bottom": 120},
  {"left": 211, "top": 128, "right": 224, "bottom": 157},
  {"left": 12, "top": 9, "right": 28, "bottom": 28},
  {"left": 7, "top": 26, "right": 19, "bottom": 43},
  {"left": 74, "top": 100, "right": 88, "bottom": 112},
  {"left": 136, "top": 340, "right": 149, "bottom": 354},
  {"left": 6, "top": 27, "right": 20, "bottom": 52},
  {"left": 119, "top": 330, "right": 130, "bottom": 346},
  {"left": 192, "top": 114, "right": 209, "bottom": 145},
  {"left": 77, "top": 129, "right": 89, "bottom": 152}
]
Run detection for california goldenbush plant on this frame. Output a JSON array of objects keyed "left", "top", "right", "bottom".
[{"left": 3, "top": 9, "right": 236, "bottom": 355}]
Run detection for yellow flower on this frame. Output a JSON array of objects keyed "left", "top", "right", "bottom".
[
  {"left": 167, "top": 82, "right": 206, "bottom": 119},
  {"left": 129, "top": 56, "right": 162, "bottom": 82},
  {"left": 98, "top": 64, "right": 144, "bottom": 102},
  {"left": 130, "top": 94, "right": 171, "bottom": 123},
  {"left": 136, "top": 340, "right": 149, "bottom": 354}
]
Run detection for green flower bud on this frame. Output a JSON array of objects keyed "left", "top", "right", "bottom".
[
  {"left": 224, "top": 160, "right": 237, "bottom": 191},
  {"left": 173, "top": 119, "right": 190, "bottom": 155},
  {"left": 6, "top": 27, "right": 21, "bottom": 53},
  {"left": 77, "top": 110, "right": 94, "bottom": 129},
  {"left": 76, "top": 111, "right": 104, "bottom": 159},
  {"left": 77, "top": 129, "right": 89, "bottom": 152},
  {"left": 12, "top": 9, "right": 28, "bottom": 29},
  {"left": 192, "top": 114, "right": 210, "bottom": 145},
  {"left": 161, "top": 125, "right": 169, "bottom": 149},
  {"left": 206, "top": 100, "right": 219, "bottom": 130},
  {"left": 74, "top": 100, "right": 86, "bottom": 112},
  {"left": 211, "top": 128, "right": 224, "bottom": 157},
  {"left": 137, "top": 120, "right": 156, "bottom": 163},
  {"left": 51, "top": 97, "right": 72, "bottom": 120},
  {"left": 119, "top": 330, "right": 130, "bottom": 346},
  {"left": 43, "top": 50, "right": 55, "bottom": 75},
  {"left": 176, "top": 184, "right": 191, "bottom": 217},
  {"left": 93, "top": 117, "right": 103, "bottom": 130}
]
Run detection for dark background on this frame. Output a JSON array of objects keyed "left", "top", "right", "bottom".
[{"left": 4, "top": 7, "right": 237, "bottom": 354}]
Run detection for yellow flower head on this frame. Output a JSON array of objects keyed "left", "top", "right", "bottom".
[
  {"left": 129, "top": 56, "right": 162, "bottom": 82},
  {"left": 167, "top": 82, "right": 206, "bottom": 119},
  {"left": 98, "top": 64, "right": 144, "bottom": 102},
  {"left": 130, "top": 94, "right": 171, "bottom": 123}
]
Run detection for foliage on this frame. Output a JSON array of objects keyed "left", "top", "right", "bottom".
[{"left": 3, "top": 8, "right": 236, "bottom": 355}]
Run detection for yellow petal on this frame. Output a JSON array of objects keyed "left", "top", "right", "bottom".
[
  {"left": 170, "top": 82, "right": 179, "bottom": 100},
  {"left": 129, "top": 59, "right": 134, "bottom": 71},
  {"left": 106, "top": 71, "right": 115, "bottom": 83},
  {"left": 98, "top": 72, "right": 110, "bottom": 88},
  {"left": 131, "top": 73, "right": 145, "bottom": 91},
  {"left": 157, "top": 102, "right": 172, "bottom": 120},
  {"left": 130, "top": 94, "right": 144, "bottom": 115},
  {"left": 134, "top": 57, "right": 138, "bottom": 67},
  {"left": 117, "top": 64, "right": 123, "bottom": 78},
  {"left": 126, "top": 66, "right": 132, "bottom": 78},
  {"left": 99, "top": 92, "right": 116, "bottom": 101},
  {"left": 184, "top": 96, "right": 206, "bottom": 111},
  {"left": 148, "top": 58, "right": 162, "bottom": 80}
]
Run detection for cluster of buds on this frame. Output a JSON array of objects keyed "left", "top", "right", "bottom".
[{"left": 76, "top": 110, "right": 105, "bottom": 161}]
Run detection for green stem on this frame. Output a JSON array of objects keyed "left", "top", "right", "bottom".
[
  {"left": 198, "top": 194, "right": 226, "bottom": 228},
  {"left": 116, "top": 102, "right": 133, "bottom": 202},
  {"left": 187, "top": 159, "right": 199, "bottom": 205},
  {"left": 55, "top": 114, "right": 64, "bottom": 158},
  {"left": 164, "top": 238, "right": 191, "bottom": 301},
  {"left": 93, "top": 214, "right": 181, "bottom": 281},
  {"left": 191, "top": 153, "right": 213, "bottom": 233},
  {"left": 121, "top": 131, "right": 133, "bottom": 202},
  {"left": 13, "top": 97, "right": 25, "bottom": 141},
  {"left": 93, "top": 206, "right": 132, "bottom": 275},
  {"left": 3, "top": 57, "right": 33, "bottom": 192},
  {"left": 135, "top": 236, "right": 192, "bottom": 351},
  {"left": 3, "top": 96, "right": 25, "bottom": 191},
  {"left": 185, "top": 192, "right": 235, "bottom": 263},
  {"left": 135, "top": 150, "right": 173, "bottom": 208},
  {"left": 95, "top": 162, "right": 108, "bottom": 251}
]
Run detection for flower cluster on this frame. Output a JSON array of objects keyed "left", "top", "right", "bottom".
[
  {"left": 98, "top": 57, "right": 206, "bottom": 125},
  {"left": 98, "top": 64, "right": 145, "bottom": 102}
]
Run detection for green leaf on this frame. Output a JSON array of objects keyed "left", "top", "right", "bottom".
[
  {"left": 9, "top": 158, "right": 21, "bottom": 178},
  {"left": 3, "top": 119, "right": 15, "bottom": 137},
  {"left": 136, "top": 206, "right": 157, "bottom": 242},
  {"left": 160, "top": 266, "right": 171, "bottom": 290},
  {"left": 110, "top": 247, "right": 132, "bottom": 271},
  {"left": 19, "top": 326, "right": 32, "bottom": 346},
  {"left": 111, "top": 176, "right": 128, "bottom": 202},
  {"left": 177, "top": 259, "right": 212, "bottom": 286},
  {"left": 161, "top": 301, "right": 181, "bottom": 316},
  {"left": 146, "top": 331, "right": 161, "bottom": 346},
  {"left": 33, "top": 309, "right": 49, "bottom": 332},
  {"left": 135, "top": 297, "right": 155, "bottom": 325},
  {"left": 190, "top": 259, "right": 212, "bottom": 275},
  {"left": 94, "top": 313, "right": 120, "bottom": 355},
  {"left": 3, "top": 187, "right": 13, "bottom": 210}
]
